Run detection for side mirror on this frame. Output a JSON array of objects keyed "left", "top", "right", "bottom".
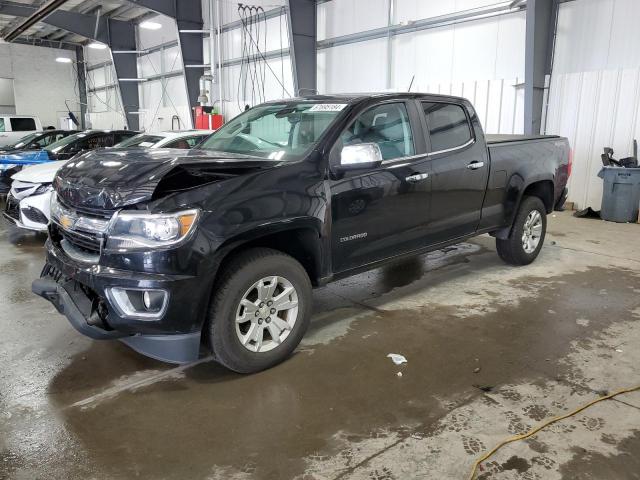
[{"left": 337, "top": 143, "right": 383, "bottom": 171}]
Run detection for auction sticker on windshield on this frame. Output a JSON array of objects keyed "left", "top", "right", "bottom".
[{"left": 308, "top": 104, "right": 348, "bottom": 112}]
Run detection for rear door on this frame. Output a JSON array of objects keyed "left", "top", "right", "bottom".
[
  {"left": 330, "top": 100, "right": 432, "bottom": 273},
  {"left": 421, "top": 101, "right": 489, "bottom": 244}
]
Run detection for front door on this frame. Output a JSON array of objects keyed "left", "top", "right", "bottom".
[
  {"left": 421, "top": 101, "right": 489, "bottom": 244},
  {"left": 330, "top": 101, "right": 431, "bottom": 273}
]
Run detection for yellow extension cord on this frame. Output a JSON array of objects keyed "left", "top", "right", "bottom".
[{"left": 468, "top": 385, "right": 640, "bottom": 480}]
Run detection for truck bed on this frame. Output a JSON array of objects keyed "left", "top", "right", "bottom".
[{"left": 486, "top": 134, "right": 560, "bottom": 145}]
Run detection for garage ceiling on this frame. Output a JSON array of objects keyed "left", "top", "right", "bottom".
[{"left": 0, "top": 0, "right": 153, "bottom": 47}]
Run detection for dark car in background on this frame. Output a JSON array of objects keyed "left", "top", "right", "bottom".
[
  {"left": 0, "top": 129, "right": 137, "bottom": 193},
  {"left": 0, "top": 130, "right": 79, "bottom": 154}
]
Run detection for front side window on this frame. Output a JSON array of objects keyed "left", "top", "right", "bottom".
[
  {"left": 10, "top": 117, "right": 36, "bottom": 131},
  {"left": 185, "top": 135, "right": 207, "bottom": 147},
  {"left": 85, "top": 134, "right": 113, "bottom": 149},
  {"left": 0, "top": 118, "right": 5, "bottom": 132},
  {"left": 422, "top": 102, "right": 472, "bottom": 152},
  {"left": 164, "top": 138, "right": 191, "bottom": 149},
  {"left": 199, "top": 102, "right": 347, "bottom": 161},
  {"left": 341, "top": 102, "right": 415, "bottom": 161},
  {"left": 47, "top": 132, "right": 87, "bottom": 153}
]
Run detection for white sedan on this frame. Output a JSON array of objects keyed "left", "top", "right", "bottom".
[{"left": 3, "top": 130, "right": 213, "bottom": 232}]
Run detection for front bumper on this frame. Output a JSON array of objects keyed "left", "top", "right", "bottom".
[
  {"left": 32, "top": 240, "right": 208, "bottom": 364},
  {"left": 3, "top": 191, "right": 50, "bottom": 232}
]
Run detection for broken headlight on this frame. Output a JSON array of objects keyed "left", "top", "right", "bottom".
[{"left": 105, "top": 209, "right": 199, "bottom": 250}]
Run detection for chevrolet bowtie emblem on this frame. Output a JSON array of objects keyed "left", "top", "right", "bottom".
[{"left": 59, "top": 214, "right": 74, "bottom": 230}]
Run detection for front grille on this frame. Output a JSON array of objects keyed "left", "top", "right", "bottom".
[
  {"left": 58, "top": 197, "right": 113, "bottom": 220},
  {"left": 5, "top": 196, "right": 20, "bottom": 221},
  {"left": 21, "top": 206, "right": 48, "bottom": 224},
  {"left": 60, "top": 227, "right": 103, "bottom": 254},
  {"left": 41, "top": 263, "right": 66, "bottom": 283}
]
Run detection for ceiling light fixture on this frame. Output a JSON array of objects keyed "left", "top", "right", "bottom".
[
  {"left": 55, "top": 57, "right": 72, "bottom": 63},
  {"left": 88, "top": 42, "right": 107, "bottom": 50},
  {"left": 139, "top": 21, "right": 162, "bottom": 30}
]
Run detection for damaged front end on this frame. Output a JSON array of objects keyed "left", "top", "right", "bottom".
[{"left": 32, "top": 148, "right": 282, "bottom": 363}]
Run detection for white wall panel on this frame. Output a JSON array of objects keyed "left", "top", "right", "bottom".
[
  {"left": 317, "top": 38, "right": 389, "bottom": 94},
  {"left": 395, "top": 0, "right": 505, "bottom": 24},
  {"left": 546, "top": 0, "right": 640, "bottom": 210},
  {"left": 221, "top": 15, "right": 289, "bottom": 61},
  {"left": 221, "top": 56, "right": 294, "bottom": 119},
  {"left": 217, "top": 0, "right": 286, "bottom": 25},
  {"left": 0, "top": 43, "right": 80, "bottom": 127},
  {"left": 319, "top": 8, "right": 525, "bottom": 134},
  {"left": 137, "top": 14, "right": 178, "bottom": 49},
  {"left": 317, "top": 0, "right": 389, "bottom": 41}
]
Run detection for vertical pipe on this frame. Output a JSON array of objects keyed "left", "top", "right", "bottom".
[
  {"left": 208, "top": 0, "right": 215, "bottom": 107},
  {"left": 386, "top": 0, "right": 393, "bottom": 90},
  {"left": 215, "top": 0, "right": 223, "bottom": 116}
]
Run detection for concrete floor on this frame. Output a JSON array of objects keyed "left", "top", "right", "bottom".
[{"left": 1, "top": 210, "right": 639, "bottom": 480}]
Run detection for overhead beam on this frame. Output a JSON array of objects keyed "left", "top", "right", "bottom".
[
  {"left": 3, "top": 0, "right": 70, "bottom": 42},
  {"left": 11, "top": 35, "right": 78, "bottom": 50},
  {"left": 524, "top": 0, "right": 556, "bottom": 135},
  {"left": 286, "top": 0, "right": 316, "bottom": 95}
]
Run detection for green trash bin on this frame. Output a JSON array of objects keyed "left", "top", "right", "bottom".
[{"left": 598, "top": 167, "right": 640, "bottom": 222}]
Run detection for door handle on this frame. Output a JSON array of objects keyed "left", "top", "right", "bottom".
[
  {"left": 405, "top": 173, "right": 429, "bottom": 183},
  {"left": 467, "top": 161, "right": 485, "bottom": 170}
]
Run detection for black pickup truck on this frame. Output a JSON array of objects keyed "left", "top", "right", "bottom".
[{"left": 32, "top": 93, "right": 570, "bottom": 373}]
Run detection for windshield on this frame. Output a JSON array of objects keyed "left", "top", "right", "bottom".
[
  {"left": 47, "top": 131, "right": 89, "bottom": 153},
  {"left": 115, "top": 134, "right": 164, "bottom": 148},
  {"left": 198, "top": 102, "right": 349, "bottom": 161},
  {"left": 5, "top": 132, "right": 42, "bottom": 149}
]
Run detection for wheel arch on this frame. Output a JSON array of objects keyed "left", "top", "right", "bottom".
[
  {"left": 214, "top": 219, "right": 325, "bottom": 287},
  {"left": 491, "top": 177, "right": 555, "bottom": 240}
]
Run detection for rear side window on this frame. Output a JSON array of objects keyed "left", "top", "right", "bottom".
[
  {"left": 10, "top": 117, "right": 36, "bottom": 131},
  {"left": 0, "top": 118, "right": 4, "bottom": 132},
  {"left": 422, "top": 103, "right": 472, "bottom": 152},
  {"left": 164, "top": 138, "right": 192, "bottom": 149},
  {"left": 113, "top": 132, "right": 137, "bottom": 144}
]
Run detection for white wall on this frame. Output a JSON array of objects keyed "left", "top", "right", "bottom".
[
  {"left": 316, "top": 0, "right": 526, "bottom": 134},
  {"left": 545, "top": 0, "right": 640, "bottom": 210},
  {"left": 0, "top": 43, "right": 80, "bottom": 128}
]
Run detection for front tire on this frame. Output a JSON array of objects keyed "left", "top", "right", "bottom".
[
  {"left": 496, "top": 195, "right": 547, "bottom": 265},
  {"left": 206, "top": 248, "right": 312, "bottom": 373}
]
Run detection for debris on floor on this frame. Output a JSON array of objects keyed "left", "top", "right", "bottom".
[{"left": 387, "top": 353, "right": 407, "bottom": 365}]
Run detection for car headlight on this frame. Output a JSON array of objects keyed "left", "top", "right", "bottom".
[
  {"left": 50, "top": 194, "right": 62, "bottom": 221},
  {"left": 34, "top": 183, "right": 52, "bottom": 195},
  {"left": 105, "top": 209, "right": 199, "bottom": 250}
]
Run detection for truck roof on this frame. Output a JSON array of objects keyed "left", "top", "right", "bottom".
[{"left": 271, "top": 92, "right": 470, "bottom": 104}]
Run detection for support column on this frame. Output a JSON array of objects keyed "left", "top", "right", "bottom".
[
  {"left": 108, "top": 21, "right": 139, "bottom": 130},
  {"left": 176, "top": 1, "right": 204, "bottom": 127},
  {"left": 524, "top": 0, "right": 557, "bottom": 135},
  {"left": 286, "top": 0, "right": 316, "bottom": 95}
]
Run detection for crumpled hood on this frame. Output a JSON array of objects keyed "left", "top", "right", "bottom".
[
  {"left": 54, "top": 148, "right": 282, "bottom": 210},
  {"left": 12, "top": 160, "right": 67, "bottom": 183}
]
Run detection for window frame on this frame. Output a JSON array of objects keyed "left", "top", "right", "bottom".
[
  {"left": 419, "top": 100, "right": 476, "bottom": 156},
  {"left": 332, "top": 99, "right": 424, "bottom": 167}
]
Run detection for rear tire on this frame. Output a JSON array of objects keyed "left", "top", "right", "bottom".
[
  {"left": 206, "top": 248, "right": 312, "bottom": 373},
  {"left": 496, "top": 195, "right": 547, "bottom": 266}
]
